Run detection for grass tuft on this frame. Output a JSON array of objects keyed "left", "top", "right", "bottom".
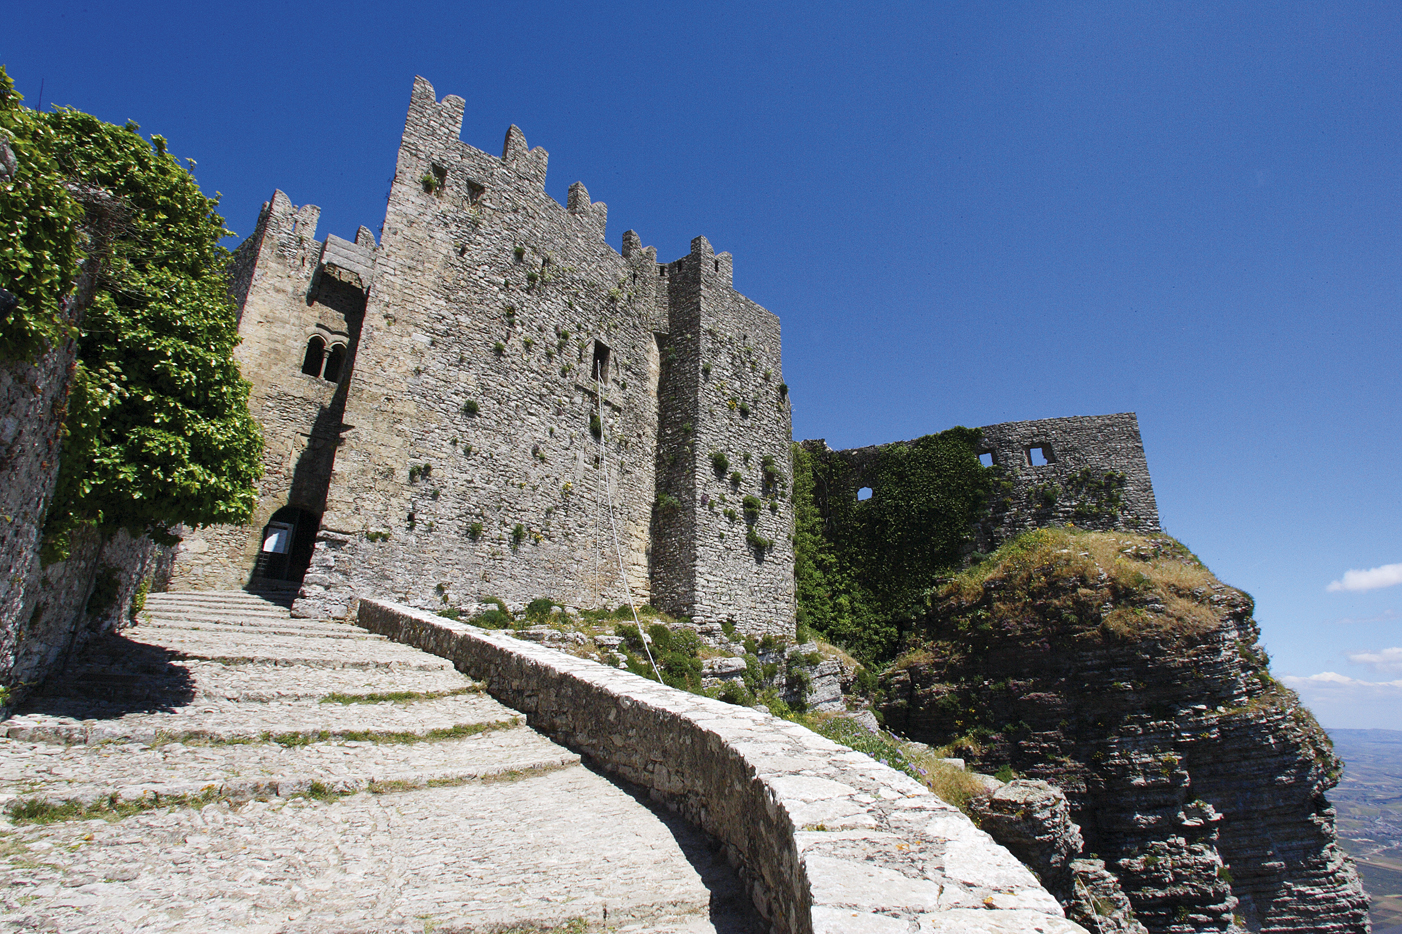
[{"left": 318, "top": 686, "right": 482, "bottom": 705}]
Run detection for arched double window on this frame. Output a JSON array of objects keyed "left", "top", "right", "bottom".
[{"left": 300, "top": 336, "right": 346, "bottom": 382}]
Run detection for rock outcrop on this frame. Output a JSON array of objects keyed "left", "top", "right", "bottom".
[
  {"left": 880, "top": 530, "right": 1370, "bottom": 934},
  {"left": 971, "top": 779, "right": 1147, "bottom": 934}
]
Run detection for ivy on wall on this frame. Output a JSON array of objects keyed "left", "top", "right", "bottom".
[
  {"left": 0, "top": 68, "right": 84, "bottom": 361},
  {"left": 792, "top": 428, "right": 994, "bottom": 664},
  {"left": 0, "top": 68, "right": 264, "bottom": 556}
]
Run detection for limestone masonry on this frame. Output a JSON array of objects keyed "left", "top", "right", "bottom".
[
  {"left": 166, "top": 76, "right": 1158, "bottom": 635},
  {"left": 170, "top": 76, "right": 793, "bottom": 634}
]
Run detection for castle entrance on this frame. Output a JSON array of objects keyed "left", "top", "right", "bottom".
[{"left": 252, "top": 506, "right": 321, "bottom": 583}]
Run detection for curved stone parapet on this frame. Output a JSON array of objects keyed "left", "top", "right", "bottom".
[{"left": 357, "top": 599, "right": 1086, "bottom": 934}]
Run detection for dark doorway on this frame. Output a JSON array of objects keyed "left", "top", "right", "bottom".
[{"left": 252, "top": 506, "right": 321, "bottom": 583}]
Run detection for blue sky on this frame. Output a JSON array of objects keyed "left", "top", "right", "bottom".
[{"left": 7, "top": 2, "right": 1399, "bottom": 728}]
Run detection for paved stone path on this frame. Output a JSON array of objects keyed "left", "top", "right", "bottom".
[{"left": 0, "top": 591, "right": 760, "bottom": 933}]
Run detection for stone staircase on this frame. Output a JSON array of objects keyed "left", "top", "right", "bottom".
[{"left": 0, "top": 590, "right": 759, "bottom": 933}]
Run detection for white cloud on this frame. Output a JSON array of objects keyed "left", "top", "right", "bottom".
[
  {"left": 1327, "top": 562, "right": 1402, "bottom": 593},
  {"left": 1346, "top": 647, "right": 1402, "bottom": 675},
  {"left": 1281, "top": 672, "right": 1402, "bottom": 730}
]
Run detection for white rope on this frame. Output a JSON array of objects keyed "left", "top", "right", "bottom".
[
  {"left": 1074, "top": 875, "right": 1107, "bottom": 934},
  {"left": 595, "top": 375, "right": 662, "bottom": 683}
]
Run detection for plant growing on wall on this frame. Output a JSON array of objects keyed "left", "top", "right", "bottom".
[
  {"left": 761, "top": 454, "right": 786, "bottom": 492},
  {"left": 710, "top": 450, "right": 729, "bottom": 476},
  {"left": 790, "top": 429, "right": 994, "bottom": 663},
  {"left": 34, "top": 95, "right": 263, "bottom": 557},
  {"left": 0, "top": 68, "right": 84, "bottom": 363},
  {"left": 742, "top": 494, "right": 762, "bottom": 524}
]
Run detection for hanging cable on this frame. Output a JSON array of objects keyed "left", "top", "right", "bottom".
[{"left": 596, "top": 374, "right": 662, "bottom": 683}]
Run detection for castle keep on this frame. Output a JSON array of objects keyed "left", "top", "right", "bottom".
[
  {"left": 167, "top": 76, "right": 1159, "bottom": 633},
  {"left": 169, "top": 77, "right": 795, "bottom": 632}
]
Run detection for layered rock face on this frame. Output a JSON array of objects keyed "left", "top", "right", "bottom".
[
  {"left": 879, "top": 531, "right": 1370, "bottom": 934},
  {"left": 971, "top": 779, "right": 1147, "bottom": 934}
]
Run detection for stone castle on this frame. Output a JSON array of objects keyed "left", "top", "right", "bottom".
[{"left": 167, "top": 76, "right": 1159, "bottom": 631}]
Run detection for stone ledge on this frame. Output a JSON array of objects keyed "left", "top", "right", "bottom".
[{"left": 357, "top": 598, "right": 1087, "bottom": 934}]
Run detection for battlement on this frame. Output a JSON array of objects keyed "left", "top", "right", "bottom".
[{"left": 182, "top": 77, "right": 796, "bottom": 633}]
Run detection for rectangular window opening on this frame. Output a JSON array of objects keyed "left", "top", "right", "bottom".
[
  {"left": 1028, "top": 445, "right": 1053, "bottom": 467},
  {"left": 978, "top": 451, "right": 995, "bottom": 468},
  {"left": 591, "top": 341, "right": 611, "bottom": 383}
]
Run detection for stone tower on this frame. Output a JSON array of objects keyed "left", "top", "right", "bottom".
[{"left": 169, "top": 77, "right": 794, "bottom": 634}]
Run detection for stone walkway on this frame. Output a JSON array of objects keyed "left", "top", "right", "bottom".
[{"left": 0, "top": 591, "right": 760, "bottom": 933}]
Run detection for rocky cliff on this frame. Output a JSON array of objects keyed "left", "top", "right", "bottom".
[{"left": 879, "top": 529, "right": 1370, "bottom": 934}]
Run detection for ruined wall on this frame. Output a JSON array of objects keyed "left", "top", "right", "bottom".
[
  {"left": 167, "top": 193, "right": 374, "bottom": 591},
  {"left": 822, "top": 413, "right": 1158, "bottom": 553},
  {"left": 292, "top": 78, "right": 792, "bottom": 633},
  {"left": 974, "top": 413, "right": 1159, "bottom": 548}
]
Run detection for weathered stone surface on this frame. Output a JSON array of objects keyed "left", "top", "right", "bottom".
[
  {"left": 0, "top": 589, "right": 762, "bottom": 934},
  {"left": 356, "top": 597, "right": 1087, "bottom": 934},
  {"left": 162, "top": 76, "right": 792, "bottom": 636},
  {"left": 970, "top": 780, "right": 1147, "bottom": 934}
]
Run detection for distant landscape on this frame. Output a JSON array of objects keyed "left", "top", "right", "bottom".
[{"left": 1329, "top": 728, "right": 1402, "bottom": 934}]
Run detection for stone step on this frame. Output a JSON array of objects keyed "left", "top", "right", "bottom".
[
  {"left": 138, "top": 618, "right": 375, "bottom": 640},
  {"left": 146, "top": 590, "right": 287, "bottom": 601},
  {"left": 0, "top": 764, "right": 753, "bottom": 934},
  {"left": 143, "top": 600, "right": 293, "bottom": 617},
  {"left": 120, "top": 629, "right": 463, "bottom": 667},
  {"left": 2, "top": 688, "right": 514, "bottom": 745},
  {"left": 0, "top": 722, "right": 574, "bottom": 807}
]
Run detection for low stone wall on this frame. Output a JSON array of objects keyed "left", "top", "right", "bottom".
[{"left": 357, "top": 599, "right": 1086, "bottom": 934}]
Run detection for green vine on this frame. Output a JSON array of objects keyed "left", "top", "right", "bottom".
[
  {"left": 791, "top": 428, "right": 994, "bottom": 663},
  {"left": 0, "top": 68, "right": 84, "bottom": 362},
  {"left": 27, "top": 91, "right": 263, "bottom": 555}
]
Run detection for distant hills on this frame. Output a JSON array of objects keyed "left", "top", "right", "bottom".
[{"left": 1329, "top": 728, "right": 1402, "bottom": 932}]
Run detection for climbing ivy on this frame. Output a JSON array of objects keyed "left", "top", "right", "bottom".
[
  {"left": 32, "top": 100, "right": 263, "bottom": 554},
  {"left": 791, "top": 428, "right": 994, "bottom": 664},
  {"left": 0, "top": 68, "right": 84, "bottom": 361}
]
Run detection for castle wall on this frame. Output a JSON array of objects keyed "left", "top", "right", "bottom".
[
  {"left": 294, "top": 78, "right": 671, "bottom": 619},
  {"left": 651, "top": 237, "right": 793, "bottom": 631},
  {"left": 167, "top": 193, "right": 372, "bottom": 591},
  {"left": 823, "top": 413, "right": 1158, "bottom": 554},
  {"left": 974, "top": 413, "right": 1159, "bottom": 546},
  {"left": 285, "top": 78, "right": 793, "bottom": 634}
]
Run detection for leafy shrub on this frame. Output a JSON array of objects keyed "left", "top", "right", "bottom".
[
  {"left": 0, "top": 68, "right": 83, "bottom": 362},
  {"left": 36, "top": 100, "right": 264, "bottom": 554},
  {"left": 472, "top": 608, "right": 512, "bottom": 629},
  {"left": 710, "top": 450, "right": 729, "bottom": 476},
  {"left": 742, "top": 495, "right": 762, "bottom": 524}
]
